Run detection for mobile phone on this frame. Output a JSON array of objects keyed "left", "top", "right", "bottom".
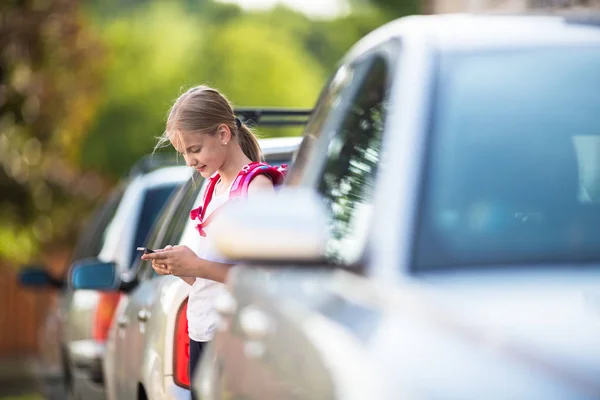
[{"left": 136, "top": 247, "right": 155, "bottom": 254}]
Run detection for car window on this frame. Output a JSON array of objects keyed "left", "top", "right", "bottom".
[
  {"left": 415, "top": 47, "right": 600, "bottom": 269},
  {"left": 132, "top": 184, "right": 183, "bottom": 280},
  {"left": 286, "top": 64, "right": 359, "bottom": 186},
  {"left": 71, "top": 184, "right": 125, "bottom": 262},
  {"left": 135, "top": 176, "right": 204, "bottom": 280},
  {"left": 129, "top": 184, "right": 180, "bottom": 267},
  {"left": 163, "top": 179, "right": 204, "bottom": 248},
  {"left": 315, "top": 54, "right": 393, "bottom": 265}
]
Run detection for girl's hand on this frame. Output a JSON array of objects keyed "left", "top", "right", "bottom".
[
  {"left": 151, "top": 261, "right": 171, "bottom": 275},
  {"left": 149, "top": 246, "right": 173, "bottom": 275},
  {"left": 141, "top": 245, "right": 200, "bottom": 277}
]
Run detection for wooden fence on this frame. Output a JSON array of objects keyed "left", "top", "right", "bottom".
[{"left": 0, "top": 247, "right": 70, "bottom": 358}]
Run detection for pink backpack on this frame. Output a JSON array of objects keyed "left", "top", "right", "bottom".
[{"left": 189, "top": 162, "right": 287, "bottom": 236}]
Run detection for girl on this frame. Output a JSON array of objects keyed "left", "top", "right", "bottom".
[{"left": 141, "top": 85, "right": 275, "bottom": 392}]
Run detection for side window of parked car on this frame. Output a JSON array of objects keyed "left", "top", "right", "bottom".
[
  {"left": 71, "top": 184, "right": 125, "bottom": 262},
  {"left": 163, "top": 178, "right": 204, "bottom": 247},
  {"left": 133, "top": 180, "right": 187, "bottom": 281},
  {"left": 136, "top": 176, "right": 204, "bottom": 281},
  {"left": 286, "top": 63, "right": 359, "bottom": 186},
  {"left": 128, "top": 184, "right": 180, "bottom": 267},
  {"left": 315, "top": 51, "right": 394, "bottom": 266}
]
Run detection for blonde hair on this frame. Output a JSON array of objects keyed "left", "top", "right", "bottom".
[{"left": 157, "top": 85, "right": 262, "bottom": 162}]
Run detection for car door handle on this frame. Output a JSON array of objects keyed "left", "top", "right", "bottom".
[
  {"left": 238, "top": 306, "right": 271, "bottom": 340},
  {"left": 117, "top": 315, "right": 130, "bottom": 328},
  {"left": 137, "top": 309, "right": 151, "bottom": 323}
]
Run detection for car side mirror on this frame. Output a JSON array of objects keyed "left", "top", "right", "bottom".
[
  {"left": 212, "top": 188, "right": 329, "bottom": 263},
  {"left": 18, "top": 266, "right": 63, "bottom": 289},
  {"left": 17, "top": 265, "right": 65, "bottom": 289},
  {"left": 69, "top": 258, "right": 120, "bottom": 291}
]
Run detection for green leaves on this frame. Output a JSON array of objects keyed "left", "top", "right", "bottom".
[
  {"left": 80, "top": 2, "right": 204, "bottom": 176},
  {"left": 0, "top": 0, "right": 105, "bottom": 264},
  {"left": 1, "top": 0, "right": 415, "bottom": 265},
  {"left": 79, "top": 1, "right": 395, "bottom": 177}
]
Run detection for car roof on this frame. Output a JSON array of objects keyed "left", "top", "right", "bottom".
[
  {"left": 128, "top": 153, "right": 185, "bottom": 178},
  {"left": 260, "top": 136, "right": 302, "bottom": 154},
  {"left": 344, "top": 13, "right": 600, "bottom": 61},
  {"left": 129, "top": 137, "right": 300, "bottom": 175},
  {"left": 136, "top": 165, "right": 192, "bottom": 188},
  {"left": 260, "top": 136, "right": 302, "bottom": 161}
]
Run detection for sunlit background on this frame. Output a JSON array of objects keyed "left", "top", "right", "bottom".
[{"left": 0, "top": 0, "right": 595, "bottom": 398}]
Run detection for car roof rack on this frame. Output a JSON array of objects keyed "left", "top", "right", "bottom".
[
  {"left": 128, "top": 108, "right": 313, "bottom": 178},
  {"left": 234, "top": 108, "right": 313, "bottom": 126}
]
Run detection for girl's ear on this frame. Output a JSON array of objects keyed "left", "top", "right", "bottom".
[{"left": 218, "top": 124, "right": 232, "bottom": 145}]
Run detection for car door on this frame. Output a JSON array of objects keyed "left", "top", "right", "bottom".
[
  {"left": 210, "top": 42, "right": 399, "bottom": 400},
  {"left": 53, "top": 184, "right": 126, "bottom": 394},
  {"left": 125, "top": 181, "right": 203, "bottom": 398},
  {"left": 110, "top": 177, "right": 202, "bottom": 399},
  {"left": 117, "top": 263, "right": 158, "bottom": 399},
  {"left": 110, "top": 209, "right": 171, "bottom": 399}
]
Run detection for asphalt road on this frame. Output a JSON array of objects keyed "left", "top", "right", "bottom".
[
  {"left": 0, "top": 361, "right": 66, "bottom": 400},
  {"left": 0, "top": 379, "right": 66, "bottom": 400},
  {"left": 0, "top": 378, "right": 39, "bottom": 397},
  {"left": 36, "top": 375, "right": 65, "bottom": 400}
]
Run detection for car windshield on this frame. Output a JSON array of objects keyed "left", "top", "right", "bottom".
[{"left": 415, "top": 47, "right": 600, "bottom": 269}]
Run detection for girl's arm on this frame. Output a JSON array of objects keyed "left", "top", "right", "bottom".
[
  {"left": 143, "top": 248, "right": 231, "bottom": 283},
  {"left": 143, "top": 175, "right": 275, "bottom": 283}
]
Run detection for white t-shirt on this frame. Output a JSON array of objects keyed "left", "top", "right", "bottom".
[{"left": 186, "top": 179, "right": 232, "bottom": 342}]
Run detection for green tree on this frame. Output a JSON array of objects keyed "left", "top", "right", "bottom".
[
  {"left": 80, "top": 1, "right": 204, "bottom": 176},
  {"left": 192, "top": 11, "right": 328, "bottom": 138},
  {"left": 81, "top": 1, "right": 329, "bottom": 176},
  {"left": 350, "top": 0, "right": 421, "bottom": 19},
  {"left": 0, "top": 0, "right": 105, "bottom": 264},
  {"left": 199, "top": 16, "right": 326, "bottom": 107}
]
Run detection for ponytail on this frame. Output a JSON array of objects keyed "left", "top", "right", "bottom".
[{"left": 237, "top": 124, "right": 263, "bottom": 162}]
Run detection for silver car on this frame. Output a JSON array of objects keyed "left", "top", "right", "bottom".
[
  {"left": 20, "top": 159, "right": 190, "bottom": 399},
  {"left": 70, "top": 137, "right": 301, "bottom": 400},
  {"left": 196, "top": 13, "right": 600, "bottom": 400}
]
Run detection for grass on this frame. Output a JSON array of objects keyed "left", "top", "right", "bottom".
[{"left": 0, "top": 395, "right": 42, "bottom": 400}]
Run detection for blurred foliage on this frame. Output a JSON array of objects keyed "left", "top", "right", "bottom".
[
  {"left": 79, "top": 1, "right": 205, "bottom": 176},
  {"left": 0, "top": 0, "right": 417, "bottom": 265},
  {"left": 79, "top": 1, "right": 398, "bottom": 177},
  {"left": 0, "top": 0, "right": 106, "bottom": 264},
  {"left": 351, "top": 0, "right": 421, "bottom": 17}
]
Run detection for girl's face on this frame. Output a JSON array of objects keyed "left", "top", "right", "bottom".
[{"left": 170, "top": 126, "right": 230, "bottom": 178}]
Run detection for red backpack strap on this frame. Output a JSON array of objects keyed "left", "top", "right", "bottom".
[
  {"left": 189, "top": 173, "right": 220, "bottom": 237},
  {"left": 228, "top": 162, "right": 287, "bottom": 200},
  {"left": 190, "top": 164, "right": 287, "bottom": 237},
  {"left": 200, "top": 174, "right": 220, "bottom": 221}
]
